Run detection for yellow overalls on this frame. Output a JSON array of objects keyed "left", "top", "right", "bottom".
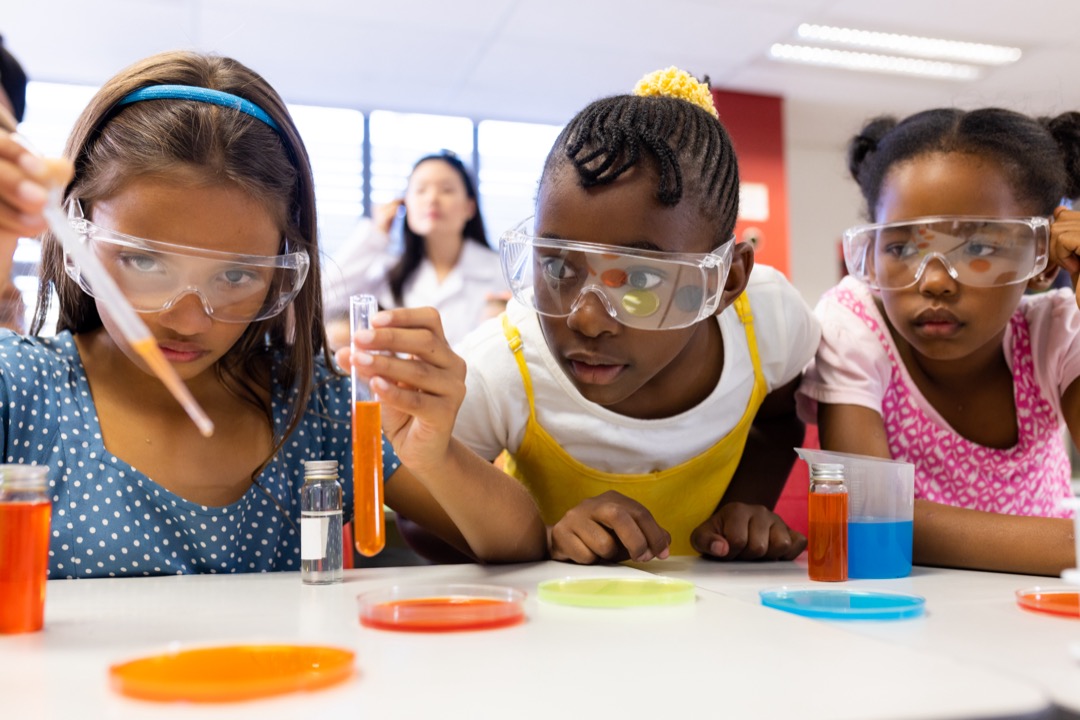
[{"left": 500, "top": 293, "right": 767, "bottom": 555}]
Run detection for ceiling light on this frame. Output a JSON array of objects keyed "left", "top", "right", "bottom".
[
  {"left": 769, "top": 44, "right": 982, "bottom": 81},
  {"left": 796, "top": 24, "right": 1021, "bottom": 65}
]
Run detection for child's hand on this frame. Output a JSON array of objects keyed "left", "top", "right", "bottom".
[
  {"left": 1051, "top": 206, "right": 1080, "bottom": 300},
  {"left": 0, "top": 131, "right": 74, "bottom": 275},
  {"left": 334, "top": 306, "right": 465, "bottom": 474},
  {"left": 548, "top": 490, "right": 671, "bottom": 564},
  {"left": 690, "top": 502, "right": 806, "bottom": 561}
]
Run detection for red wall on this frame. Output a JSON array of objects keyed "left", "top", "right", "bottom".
[
  {"left": 712, "top": 89, "right": 808, "bottom": 535},
  {"left": 711, "top": 89, "right": 789, "bottom": 276}
]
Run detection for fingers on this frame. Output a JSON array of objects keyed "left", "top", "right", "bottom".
[
  {"left": 333, "top": 306, "right": 466, "bottom": 451},
  {"left": 1050, "top": 207, "right": 1080, "bottom": 279},
  {"left": 374, "top": 198, "right": 404, "bottom": 234},
  {"left": 0, "top": 133, "right": 74, "bottom": 241},
  {"left": 695, "top": 502, "right": 805, "bottom": 562},
  {"left": 549, "top": 492, "right": 671, "bottom": 564},
  {"left": 340, "top": 307, "right": 464, "bottom": 394},
  {"left": 360, "top": 307, "right": 457, "bottom": 362}
]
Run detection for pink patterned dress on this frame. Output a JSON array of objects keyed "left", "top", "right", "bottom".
[{"left": 831, "top": 286, "right": 1073, "bottom": 518}]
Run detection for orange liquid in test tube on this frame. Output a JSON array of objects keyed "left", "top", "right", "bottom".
[
  {"left": 353, "top": 400, "right": 385, "bottom": 556},
  {"left": 0, "top": 501, "right": 51, "bottom": 633}
]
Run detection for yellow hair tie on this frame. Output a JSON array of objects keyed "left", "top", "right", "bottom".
[{"left": 632, "top": 67, "right": 718, "bottom": 119}]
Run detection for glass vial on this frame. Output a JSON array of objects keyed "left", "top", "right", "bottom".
[
  {"left": 808, "top": 462, "right": 848, "bottom": 582},
  {"left": 300, "top": 460, "right": 343, "bottom": 585},
  {"left": 350, "top": 294, "right": 386, "bottom": 557},
  {"left": 0, "top": 464, "right": 52, "bottom": 633}
]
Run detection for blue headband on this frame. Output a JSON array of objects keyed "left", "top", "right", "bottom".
[{"left": 116, "top": 84, "right": 281, "bottom": 133}]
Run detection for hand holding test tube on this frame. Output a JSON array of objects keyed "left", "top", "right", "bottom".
[{"left": 350, "top": 294, "right": 385, "bottom": 556}]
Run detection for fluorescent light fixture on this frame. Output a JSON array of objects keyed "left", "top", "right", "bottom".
[
  {"left": 769, "top": 43, "right": 982, "bottom": 81},
  {"left": 797, "top": 24, "right": 1021, "bottom": 65}
]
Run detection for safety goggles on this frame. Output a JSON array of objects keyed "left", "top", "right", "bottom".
[
  {"left": 64, "top": 210, "right": 309, "bottom": 323},
  {"left": 500, "top": 219, "right": 734, "bottom": 331},
  {"left": 843, "top": 216, "right": 1050, "bottom": 290}
]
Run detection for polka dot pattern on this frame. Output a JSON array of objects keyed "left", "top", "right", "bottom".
[{"left": 0, "top": 330, "right": 401, "bottom": 579}]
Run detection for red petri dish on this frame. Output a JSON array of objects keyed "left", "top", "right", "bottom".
[
  {"left": 358, "top": 583, "right": 526, "bottom": 632},
  {"left": 1015, "top": 587, "right": 1080, "bottom": 618},
  {"left": 109, "top": 644, "right": 355, "bottom": 702}
]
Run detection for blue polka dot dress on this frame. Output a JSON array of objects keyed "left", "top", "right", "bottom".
[{"left": 0, "top": 330, "right": 401, "bottom": 579}]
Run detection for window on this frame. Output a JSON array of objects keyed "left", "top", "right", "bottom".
[
  {"left": 367, "top": 110, "right": 474, "bottom": 242},
  {"left": 287, "top": 104, "right": 365, "bottom": 257},
  {"left": 477, "top": 119, "right": 563, "bottom": 243},
  {"left": 9, "top": 83, "right": 559, "bottom": 332}
]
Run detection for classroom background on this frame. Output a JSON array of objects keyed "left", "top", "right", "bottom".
[{"left": 9, "top": 0, "right": 1080, "bottom": 540}]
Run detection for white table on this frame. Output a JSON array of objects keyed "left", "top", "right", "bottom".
[
  {"left": 0, "top": 561, "right": 1050, "bottom": 719},
  {"left": 633, "top": 557, "right": 1080, "bottom": 718}
]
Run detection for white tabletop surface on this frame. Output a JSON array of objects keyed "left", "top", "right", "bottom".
[
  {"left": 631, "top": 557, "right": 1080, "bottom": 717},
  {"left": 0, "top": 561, "right": 1052, "bottom": 719}
]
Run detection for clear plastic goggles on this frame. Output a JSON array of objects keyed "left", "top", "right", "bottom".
[
  {"left": 500, "top": 219, "right": 734, "bottom": 331},
  {"left": 843, "top": 216, "right": 1050, "bottom": 290},
  {"left": 64, "top": 215, "right": 310, "bottom": 323}
]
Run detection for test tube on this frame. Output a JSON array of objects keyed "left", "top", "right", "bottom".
[{"left": 350, "top": 294, "right": 385, "bottom": 556}]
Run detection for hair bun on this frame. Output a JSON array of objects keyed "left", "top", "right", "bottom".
[{"left": 632, "top": 67, "right": 718, "bottom": 119}]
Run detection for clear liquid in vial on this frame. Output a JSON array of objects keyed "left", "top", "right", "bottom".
[{"left": 301, "top": 509, "right": 343, "bottom": 584}]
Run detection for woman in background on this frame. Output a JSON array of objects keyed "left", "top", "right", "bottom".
[{"left": 322, "top": 150, "right": 506, "bottom": 348}]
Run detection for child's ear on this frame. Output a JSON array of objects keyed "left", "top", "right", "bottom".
[
  {"left": 717, "top": 241, "right": 755, "bottom": 311},
  {"left": 1026, "top": 265, "right": 1061, "bottom": 293}
]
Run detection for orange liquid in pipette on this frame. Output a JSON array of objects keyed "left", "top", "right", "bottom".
[
  {"left": 360, "top": 597, "right": 524, "bottom": 632},
  {"left": 132, "top": 337, "right": 214, "bottom": 437},
  {"left": 353, "top": 400, "right": 385, "bottom": 556},
  {"left": 0, "top": 500, "right": 51, "bottom": 633},
  {"left": 808, "top": 492, "right": 847, "bottom": 582}
]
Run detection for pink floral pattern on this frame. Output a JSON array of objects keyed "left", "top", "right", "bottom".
[{"left": 832, "top": 287, "right": 1073, "bottom": 518}]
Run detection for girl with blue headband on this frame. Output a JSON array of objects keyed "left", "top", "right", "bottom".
[{"left": 0, "top": 50, "right": 544, "bottom": 577}]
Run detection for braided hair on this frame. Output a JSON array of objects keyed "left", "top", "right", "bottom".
[
  {"left": 539, "top": 93, "right": 741, "bottom": 246},
  {"left": 848, "top": 107, "right": 1080, "bottom": 220}
]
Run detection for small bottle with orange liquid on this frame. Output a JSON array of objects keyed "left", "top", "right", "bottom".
[
  {"left": 0, "top": 464, "right": 52, "bottom": 633},
  {"left": 350, "top": 294, "right": 385, "bottom": 557},
  {"left": 808, "top": 462, "right": 847, "bottom": 582}
]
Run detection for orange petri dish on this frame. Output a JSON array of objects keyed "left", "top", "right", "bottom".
[
  {"left": 1015, "top": 587, "right": 1080, "bottom": 618},
  {"left": 109, "top": 644, "right": 355, "bottom": 702},
  {"left": 358, "top": 583, "right": 526, "bottom": 632}
]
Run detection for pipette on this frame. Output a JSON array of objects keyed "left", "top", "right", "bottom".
[{"left": 42, "top": 191, "right": 215, "bottom": 437}]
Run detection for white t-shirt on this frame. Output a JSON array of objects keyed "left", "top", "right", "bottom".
[
  {"left": 322, "top": 219, "right": 507, "bottom": 348},
  {"left": 798, "top": 275, "right": 1080, "bottom": 425},
  {"left": 454, "top": 265, "right": 821, "bottom": 473}
]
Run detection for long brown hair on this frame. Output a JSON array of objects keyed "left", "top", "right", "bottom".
[
  {"left": 387, "top": 151, "right": 489, "bottom": 305},
  {"left": 32, "top": 50, "right": 331, "bottom": 471}
]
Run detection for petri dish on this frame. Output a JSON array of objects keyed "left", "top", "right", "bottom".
[
  {"left": 759, "top": 586, "right": 926, "bottom": 620},
  {"left": 537, "top": 577, "right": 695, "bottom": 608},
  {"left": 1015, "top": 587, "right": 1080, "bottom": 618},
  {"left": 109, "top": 644, "right": 355, "bottom": 702},
  {"left": 357, "top": 583, "right": 526, "bottom": 632}
]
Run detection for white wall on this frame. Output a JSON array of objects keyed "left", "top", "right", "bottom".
[{"left": 784, "top": 106, "right": 866, "bottom": 308}]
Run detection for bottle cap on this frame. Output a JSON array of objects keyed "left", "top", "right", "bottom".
[
  {"left": 303, "top": 460, "right": 339, "bottom": 482},
  {"left": 0, "top": 463, "right": 49, "bottom": 489},
  {"left": 810, "top": 462, "right": 845, "bottom": 480}
]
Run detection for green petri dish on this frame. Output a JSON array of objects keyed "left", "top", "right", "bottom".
[{"left": 537, "top": 577, "right": 695, "bottom": 608}]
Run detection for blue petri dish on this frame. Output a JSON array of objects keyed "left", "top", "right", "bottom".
[{"left": 759, "top": 586, "right": 926, "bottom": 620}]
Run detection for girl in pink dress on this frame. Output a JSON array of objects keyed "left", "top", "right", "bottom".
[{"left": 799, "top": 108, "right": 1080, "bottom": 576}]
